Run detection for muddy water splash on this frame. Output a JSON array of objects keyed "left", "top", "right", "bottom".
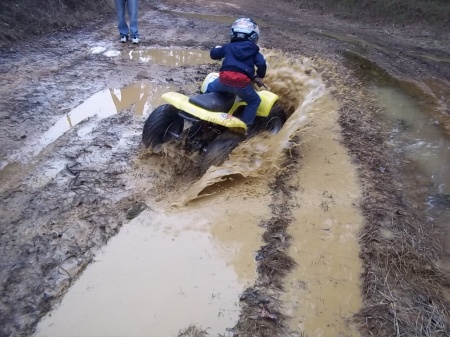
[{"left": 178, "top": 52, "right": 326, "bottom": 205}]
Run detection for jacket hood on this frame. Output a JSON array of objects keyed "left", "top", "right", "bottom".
[{"left": 229, "top": 41, "right": 259, "bottom": 60}]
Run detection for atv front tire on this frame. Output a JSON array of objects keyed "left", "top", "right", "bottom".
[
  {"left": 199, "top": 132, "right": 244, "bottom": 174},
  {"left": 142, "top": 104, "right": 184, "bottom": 148}
]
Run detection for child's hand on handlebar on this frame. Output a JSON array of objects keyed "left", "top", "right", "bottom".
[{"left": 254, "top": 77, "right": 264, "bottom": 87}]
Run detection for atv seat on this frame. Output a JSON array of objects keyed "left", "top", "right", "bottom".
[{"left": 189, "top": 92, "right": 236, "bottom": 112}]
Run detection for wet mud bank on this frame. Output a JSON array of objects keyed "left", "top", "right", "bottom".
[{"left": 321, "top": 53, "right": 450, "bottom": 335}]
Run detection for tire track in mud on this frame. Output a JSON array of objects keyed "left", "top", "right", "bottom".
[{"left": 232, "top": 143, "right": 300, "bottom": 337}]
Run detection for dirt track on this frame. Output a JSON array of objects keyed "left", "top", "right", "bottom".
[{"left": 1, "top": 0, "right": 450, "bottom": 336}]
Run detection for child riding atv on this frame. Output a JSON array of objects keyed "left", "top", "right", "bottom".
[
  {"left": 142, "top": 18, "right": 286, "bottom": 173},
  {"left": 206, "top": 18, "right": 266, "bottom": 129}
]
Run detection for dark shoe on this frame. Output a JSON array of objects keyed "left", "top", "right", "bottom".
[
  {"left": 120, "top": 35, "right": 128, "bottom": 43},
  {"left": 245, "top": 123, "right": 255, "bottom": 137}
]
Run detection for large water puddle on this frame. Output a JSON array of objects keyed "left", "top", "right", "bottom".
[
  {"left": 172, "top": 53, "right": 363, "bottom": 334},
  {"left": 372, "top": 85, "right": 450, "bottom": 194},
  {"left": 34, "top": 185, "right": 270, "bottom": 336},
  {"left": 32, "top": 51, "right": 364, "bottom": 337},
  {"left": 371, "top": 84, "right": 450, "bottom": 265},
  {"left": 39, "top": 82, "right": 174, "bottom": 147},
  {"left": 120, "top": 49, "right": 214, "bottom": 65}
]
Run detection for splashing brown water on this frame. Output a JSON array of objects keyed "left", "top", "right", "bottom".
[{"left": 176, "top": 51, "right": 327, "bottom": 205}]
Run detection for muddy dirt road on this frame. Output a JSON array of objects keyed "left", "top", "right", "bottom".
[{"left": 1, "top": 0, "right": 450, "bottom": 336}]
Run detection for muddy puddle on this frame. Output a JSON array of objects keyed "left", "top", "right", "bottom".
[
  {"left": 32, "top": 51, "right": 365, "bottom": 337},
  {"left": 119, "top": 49, "right": 214, "bottom": 65},
  {"left": 370, "top": 84, "right": 450, "bottom": 266},
  {"left": 371, "top": 85, "right": 450, "bottom": 193},
  {"left": 278, "top": 86, "right": 363, "bottom": 336},
  {"left": 34, "top": 184, "right": 270, "bottom": 336},
  {"left": 91, "top": 46, "right": 215, "bottom": 66},
  {"left": 172, "top": 53, "right": 363, "bottom": 334},
  {"left": 1, "top": 82, "right": 175, "bottom": 171}
]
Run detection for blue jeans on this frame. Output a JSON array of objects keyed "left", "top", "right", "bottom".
[
  {"left": 206, "top": 79, "right": 261, "bottom": 126},
  {"left": 115, "top": 0, "right": 139, "bottom": 38}
]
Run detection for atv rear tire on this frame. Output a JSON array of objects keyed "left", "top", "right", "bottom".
[
  {"left": 199, "top": 133, "right": 244, "bottom": 174},
  {"left": 265, "top": 103, "right": 286, "bottom": 134},
  {"left": 142, "top": 104, "right": 184, "bottom": 148}
]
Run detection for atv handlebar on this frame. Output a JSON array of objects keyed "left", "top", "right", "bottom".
[{"left": 254, "top": 77, "right": 267, "bottom": 89}]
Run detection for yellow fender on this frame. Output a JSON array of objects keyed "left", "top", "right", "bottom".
[
  {"left": 255, "top": 90, "right": 279, "bottom": 117},
  {"left": 162, "top": 73, "right": 279, "bottom": 130},
  {"left": 162, "top": 92, "right": 248, "bottom": 130}
]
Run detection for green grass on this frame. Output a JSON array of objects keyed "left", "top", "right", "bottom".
[{"left": 289, "top": 0, "right": 450, "bottom": 27}]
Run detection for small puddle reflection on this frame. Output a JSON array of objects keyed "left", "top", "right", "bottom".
[
  {"left": 121, "top": 49, "right": 214, "bottom": 65},
  {"left": 34, "top": 210, "right": 251, "bottom": 336},
  {"left": 10, "top": 82, "right": 175, "bottom": 162},
  {"left": 94, "top": 47, "right": 215, "bottom": 66}
]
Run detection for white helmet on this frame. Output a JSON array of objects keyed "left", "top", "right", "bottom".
[{"left": 230, "top": 18, "right": 260, "bottom": 44}]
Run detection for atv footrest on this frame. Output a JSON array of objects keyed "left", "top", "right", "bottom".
[{"left": 178, "top": 111, "right": 200, "bottom": 122}]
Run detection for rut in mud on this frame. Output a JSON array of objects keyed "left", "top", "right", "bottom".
[{"left": 1, "top": 0, "right": 450, "bottom": 336}]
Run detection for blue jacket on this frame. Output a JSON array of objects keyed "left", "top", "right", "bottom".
[{"left": 210, "top": 41, "right": 267, "bottom": 80}]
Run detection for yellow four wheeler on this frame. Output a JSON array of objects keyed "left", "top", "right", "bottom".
[{"left": 142, "top": 73, "right": 286, "bottom": 173}]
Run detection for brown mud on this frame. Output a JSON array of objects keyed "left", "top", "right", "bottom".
[{"left": 1, "top": 0, "right": 450, "bottom": 336}]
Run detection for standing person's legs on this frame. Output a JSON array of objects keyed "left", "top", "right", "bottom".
[
  {"left": 115, "top": 0, "right": 129, "bottom": 39},
  {"left": 127, "top": 0, "right": 139, "bottom": 39}
]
